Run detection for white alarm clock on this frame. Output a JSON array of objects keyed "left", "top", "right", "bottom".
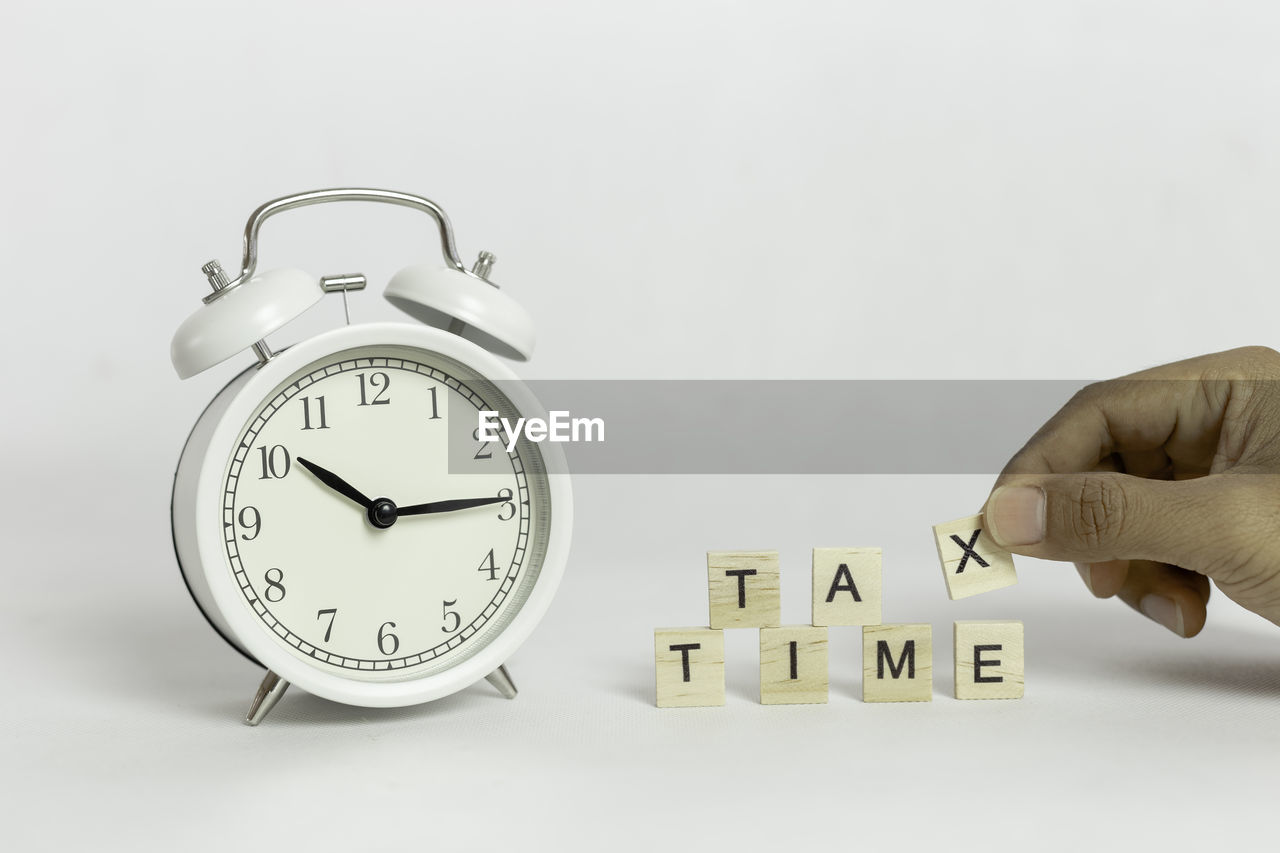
[{"left": 170, "top": 189, "right": 572, "bottom": 725}]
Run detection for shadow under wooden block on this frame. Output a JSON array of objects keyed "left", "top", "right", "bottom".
[
  {"left": 707, "top": 551, "right": 781, "bottom": 629},
  {"left": 812, "top": 547, "right": 882, "bottom": 627},
  {"left": 862, "top": 623, "right": 932, "bottom": 703},
  {"left": 760, "top": 626, "right": 829, "bottom": 705},
  {"left": 933, "top": 513, "right": 1017, "bottom": 600},
  {"left": 955, "top": 620, "right": 1024, "bottom": 700},
  {"left": 654, "top": 628, "right": 725, "bottom": 708}
]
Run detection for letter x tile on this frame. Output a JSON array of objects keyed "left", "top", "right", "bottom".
[{"left": 933, "top": 513, "right": 1017, "bottom": 600}]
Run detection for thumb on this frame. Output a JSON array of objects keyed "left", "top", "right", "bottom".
[{"left": 983, "top": 473, "right": 1239, "bottom": 573}]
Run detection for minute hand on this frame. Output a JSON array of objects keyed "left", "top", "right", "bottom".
[{"left": 397, "top": 496, "right": 509, "bottom": 516}]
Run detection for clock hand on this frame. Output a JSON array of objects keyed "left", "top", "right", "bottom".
[
  {"left": 397, "top": 496, "right": 509, "bottom": 516},
  {"left": 295, "top": 457, "right": 374, "bottom": 509}
]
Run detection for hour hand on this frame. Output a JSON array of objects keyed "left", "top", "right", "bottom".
[
  {"left": 296, "top": 457, "right": 374, "bottom": 509},
  {"left": 398, "top": 496, "right": 509, "bottom": 516}
]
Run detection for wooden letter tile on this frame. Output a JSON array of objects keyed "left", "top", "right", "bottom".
[
  {"left": 862, "top": 623, "right": 932, "bottom": 703},
  {"left": 759, "top": 626, "right": 829, "bottom": 705},
  {"left": 933, "top": 513, "right": 1017, "bottom": 600},
  {"left": 811, "top": 547, "right": 882, "bottom": 627},
  {"left": 707, "top": 551, "right": 781, "bottom": 629},
  {"left": 654, "top": 628, "right": 725, "bottom": 708},
  {"left": 954, "top": 620, "right": 1024, "bottom": 700}
]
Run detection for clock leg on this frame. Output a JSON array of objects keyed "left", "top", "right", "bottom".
[
  {"left": 244, "top": 669, "right": 290, "bottom": 726},
  {"left": 485, "top": 664, "right": 518, "bottom": 699}
]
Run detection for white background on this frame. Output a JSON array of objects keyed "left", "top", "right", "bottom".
[{"left": 3, "top": 1, "right": 1279, "bottom": 850}]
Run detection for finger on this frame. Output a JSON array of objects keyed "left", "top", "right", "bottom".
[
  {"left": 1091, "top": 455, "right": 1122, "bottom": 474},
  {"left": 992, "top": 349, "right": 1263, "bottom": 487},
  {"left": 1116, "top": 448, "right": 1173, "bottom": 480},
  {"left": 1075, "top": 559, "right": 1129, "bottom": 598},
  {"left": 1074, "top": 556, "right": 1211, "bottom": 634},
  {"left": 1070, "top": 465, "right": 1136, "bottom": 598},
  {"left": 996, "top": 383, "right": 1175, "bottom": 483},
  {"left": 1114, "top": 560, "right": 1211, "bottom": 638},
  {"left": 984, "top": 472, "right": 1238, "bottom": 572}
]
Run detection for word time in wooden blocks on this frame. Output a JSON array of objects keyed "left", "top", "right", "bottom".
[
  {"left": 812, "top": 547, "right": 882, "bottom": 626},
  {"left": 760, "top": 626, "right": 829, "bottom": 705},
  {"left": 954, "top": 620, "right": 1024, "bottom": 700},
  {"left": 933, "top": 513, "right": 1017, "bottom": 600},
  {"left": 862, "top": 623, "right": 932, "bottom": 703},
  {"left": 654, "top": 628, "right": 725, "bottom": 708},
  {"left": 708, "top": 550, "right": 781, "bottom": 628}
]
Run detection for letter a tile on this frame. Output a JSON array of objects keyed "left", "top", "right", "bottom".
[
  {"left": 933, "top": 513, "right": 1017, "bottom": 600},
  {"left": 811, "top": 547, "right": 882, "bottom": 627}
]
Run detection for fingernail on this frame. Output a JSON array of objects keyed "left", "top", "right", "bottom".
[
  {"left": 986, "top": 486, "right": 1046, "bottom": 547},
  {"left": 1074, "top": 562, "right": 1095, "bottom": 594},
  {"left": 1139, "top": 594, "right": 1186, "bottom": 637}
]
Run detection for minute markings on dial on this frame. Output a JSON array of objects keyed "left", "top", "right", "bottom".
[{"left": 224, "top": 350, "right": 539, "bottom": 674}]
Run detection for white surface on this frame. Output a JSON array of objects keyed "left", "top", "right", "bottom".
[{"left": 4, "top": 1, "right": 1280, "bottom": 850}]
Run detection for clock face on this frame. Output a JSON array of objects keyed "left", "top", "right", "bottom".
[{"left": 220, "top": 344, "right": 550, "bottom": 681}]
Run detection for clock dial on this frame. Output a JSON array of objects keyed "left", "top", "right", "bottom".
[{"left": 220, "top": 344, "right": 550, "bottom": 681}]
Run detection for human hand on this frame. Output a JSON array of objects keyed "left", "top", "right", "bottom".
[{"left": 982, "top": 346, "right": 1280, "bottom": 636}]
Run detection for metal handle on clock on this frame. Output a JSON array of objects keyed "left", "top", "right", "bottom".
[{"left": 204, "top": 188, "right": 494, "bottom": 304}]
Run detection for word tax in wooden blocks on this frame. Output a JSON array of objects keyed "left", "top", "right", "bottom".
[
  {"left": 654, "top": 628, "right": 725, "bottom": 707},
  {"left": 707, "top": 551, "right": 781, "bottom": 629},
  {"left": 759, "top": 626, "right": 829, "bottom": 705},
  {"left": 954, "top": 620, "right": 1024, "bottom": 700},
  {"left": 811, "top": 547, "right": 882, "bottom": 627},
  {"left": 933, "top": 513, "right": 1017, "bottom": 600},
  {"left": 862, "top": 623, "right": 933, "bottom": 703}
]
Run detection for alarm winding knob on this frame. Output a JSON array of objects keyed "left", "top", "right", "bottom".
[
  {"left": 471, "top": 250, "right": 496, "bottom": 280},
  {"left": 201, "top": 260, "right": 231, "bottom": 291}
]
